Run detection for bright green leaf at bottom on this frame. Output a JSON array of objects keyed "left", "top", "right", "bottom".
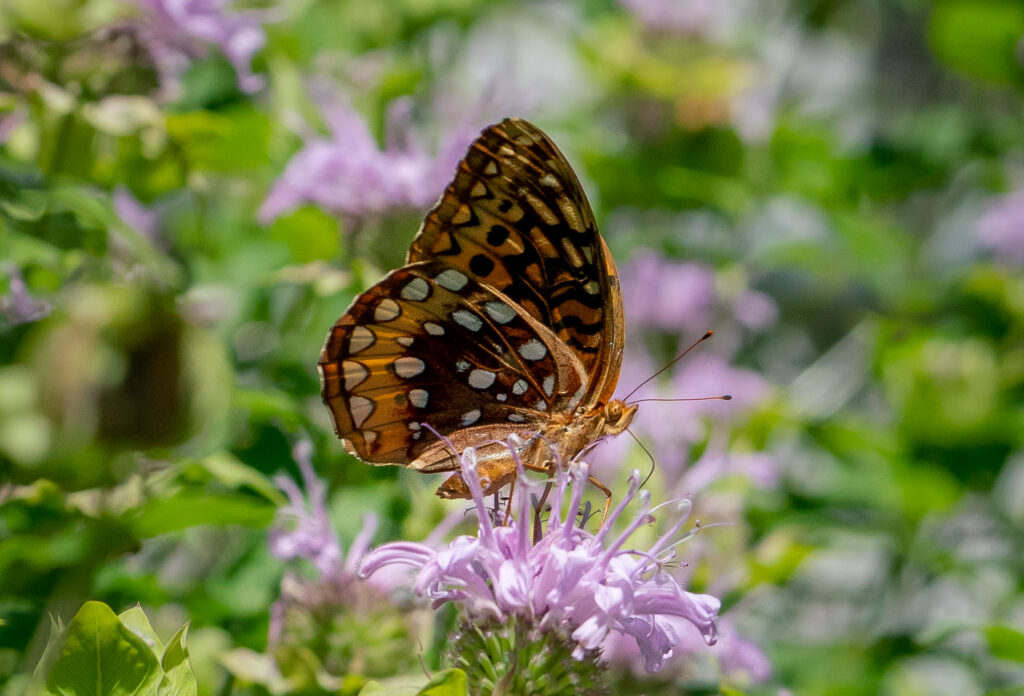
[
  {"left": 43, "top": 601, "right": 161, "bottom": 696},
  {"left": 118, "top": 605, "right": 164, "bottom": 656},
  {"left": 417, "top": 669, "right": 468, "bottom": 696},
  {"left": 985, "top": 625, "right": 1024, "bottom": 663},
  {"left": 159, "top": 622, "right": 197, "bottom": 696}
]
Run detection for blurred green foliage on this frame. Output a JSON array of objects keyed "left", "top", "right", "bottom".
[{"left": 1, "top": 0, "right": 1024, "bottom": 694}]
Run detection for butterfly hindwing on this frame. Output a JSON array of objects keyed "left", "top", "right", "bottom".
[
  {"left": 319, "top": 260, "right": 588, "bottom": 468},
  {"left": 408, "top": 118, "right": 625, "bottom": 408}
]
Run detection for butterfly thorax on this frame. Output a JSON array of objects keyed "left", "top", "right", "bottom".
[{"left": 552, "top": 398, "right": 637, "bottom": 459}]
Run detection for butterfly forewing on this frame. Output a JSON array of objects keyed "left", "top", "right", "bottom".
[
  {"left": 319, "top": 261, "right": 587, "bottom": 469},
  {"left": 408, "top": 118, "right": 624, "bottom": 408}
]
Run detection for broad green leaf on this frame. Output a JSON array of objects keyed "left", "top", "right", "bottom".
[
  {"left": 928, "top": 0, "right": 1024, "bottom": 85},
  {"left": 28, "top": 615, "right": 64, "bottom": 696},
  {"left": 44, "top": 601, "right": 160, "bottom": 696},
  {"left": 165, "top": 109, "right": 271, "bottom": 171},
  {"left": 218, "top": 648, "right": 287, "bottom": 692},
  {"left": 118, "top": 605, "right": 163, "bottom": 655},
  {"left": 356, "top": 683, "right": 387, "bottom": 696},
  {"left": 985, "top": 625, "right": 1024, "bottom": 663},
  {"left": 416, "top": 669, "right": 468, "bottom": 696},
  {"left": 130, "top": 491, "right": 276, "bottom": 537},
  {"left": 197, "top": 452, "right": 287, "bottom": 506},
  {"left": 159, "top": 623, "right": 197, "bottom": 696},
  {"left": 269, "top": 207, "right": 340, "bottom": 264}
]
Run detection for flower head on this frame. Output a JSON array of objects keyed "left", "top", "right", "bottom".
[
  {"left": 269, "top": 440, "right": 354, "bottom": 583},
  {"left": 621, "top": 252, "right": 717, "bottom": 334},
  {"left": 259, "top": 97, "right": 479, "bottom": 226},
  {"left": 267, "top": 441, "right": 425, "bottom": 680},
  {"left": 1, "top": 265, "right": 52, "bottom": 326},
  {"left": 133, "top": 0, "right": 268, "bottom": 95},
  {"left": 977, "top": 189, "right": 1024, "bottom": 266},
  {"left": 619, "top": 0, "right": 721, "bottom": 36},
  {"left": 359, "top": 439, "right": 720, "bottom": 676}
]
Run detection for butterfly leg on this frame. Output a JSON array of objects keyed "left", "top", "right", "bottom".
[
  {"left": 587, "top": 475, "right": 613, "bottom": 528},
  {"left": 503, "top": 477, "right": 516, "bottom": 525},
  {"left": 532, "top": 481, "right": 554, "bottom": 543}
]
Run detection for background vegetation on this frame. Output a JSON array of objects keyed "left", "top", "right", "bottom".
[{"left": 2, "top": 0, "right": 1023, "bottom": 694}]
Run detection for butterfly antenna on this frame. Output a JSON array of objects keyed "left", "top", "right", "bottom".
[
  {"left": 628, "top": 427, "right": 659, "bottom": 489},
  {"left": 630, "top": 395, "right": 732, "bottom": 404},
  {"left": 623, "top": 330, "right": 715, "bottom": 402}
]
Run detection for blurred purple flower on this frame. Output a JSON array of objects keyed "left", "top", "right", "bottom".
[
  {"left": 259, "top": 97, "right": 479, "bottom": 225},
  {"left": 1, "top": 265, "right": 52, "bottom": 326},
  {"left": 621, "top": 252, "right": 717, "bottom": 333},
  {"left": 114, "top": 187, "right": 162, "bottom": 243},
  {"left": 620, "top": 250, "right": 779, "bottom": 335},
  {"left": 0, "top": 108, "right": 26, "bottom": 144},
  {"left": 977, "top": 190, "right": 1024, "bottom": 266},
  {"left": 732, "top": 288, "right": 779, "bottom": 330},
  {"left": 268, "top": 440, "right": 381, "bottom": 646},
  {"left": 269, "top": 440, "right": 352, "bottom": 582},
  {"left": 622, "top": 353, "right": 769, "bottom": 454},
  {"left": 619, "top": 0, "right": 715, "bottom": 35},
  {"left": 133, "top": 0, "right": 267, "bottom": 94},
  {"left": 603, "top": 614, "right": 772, "bottom": 682},
  {"left": 671, "top": 352, "right": 770, "bottom": 417},
  {"left": 680, "top": 447, "right": 779, "bottom": 492},
  {"left": 360, "top": 441, "right": 720, "bottom": 672}
]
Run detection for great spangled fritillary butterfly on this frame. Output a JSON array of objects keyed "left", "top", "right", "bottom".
[{"left": 319, "top": 117, "right": 637, "bottom": 499}]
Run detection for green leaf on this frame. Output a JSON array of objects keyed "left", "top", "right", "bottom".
[
  {"left": 416, "top": 669, "right": 468, "bottom": 696},
  {"left": 28, "top": 615, "right": 65, "bottom": 696},
  {"left": 719, "top": 687, "right": 749, "bottom": 696},
  {"left": 269, "top": 206, "right": 340, "bottom": 264},
  {"left": 165, "top": 109, "right": 271, "bottom": 171},
  {"left": 159, "top": 623, "right": 197, "bottom": 696},
  {"left": 356, "top": 683, "right": 388, "bottom": 696},
  {"left": 217, "top": 648, "right": 286, "bottom": 692},
  {"left": 118, "top": 605, "right": 164, "bottom": 655},
  {"left": 130, "top": 491, "right": 276, "bottom": 537},
  {"left": 197, "top": 452, "right": 288, "bottom": 506},
  {"left": 44, "top": 601, "right": 161, "bottom": 696},
  {"left": 928, "top": 0, "right": 1024, "bottom": 85},
  {"left": 985, "top": 625, "right": 1024, "bottom": 663}
]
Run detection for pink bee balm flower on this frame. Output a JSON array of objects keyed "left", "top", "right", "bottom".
[
  {"left": 1, "top": 265, "right": 51, "bottom": 326},
  {"left": 134, "top": 0, "right": 268, "bottom": 95},
  {"left": 259, "top": 97, "right": 479, "bottom": 225},
  {"left": 977, "top": 189, "right": 1024, "bottom": 266},
  {"left": 358, "top": 439, "right": 720, "bottom": 680}
]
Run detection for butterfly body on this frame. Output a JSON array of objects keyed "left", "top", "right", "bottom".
[
  {"left": 319, "top": 118, "right": 633, "bottom": 499},
  {"left": 433, "top": 399, "right": 638, "bottom": 498}
]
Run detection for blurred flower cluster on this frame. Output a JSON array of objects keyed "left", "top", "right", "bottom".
[
  {"left": 132, "top": 0, "right": 269, "bottom": 95},
  {"left": 977, "top": 189, "right": 1024, "bottom": 266},
  {"left": 264, "top": 441, "right": 423, "bottom": 686},
  {"left": 260, "top": 96, "right": 480, "bottom": 227}
]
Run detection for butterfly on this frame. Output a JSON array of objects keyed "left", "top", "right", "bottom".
[{"left": 319, "top": 117, "right": 637, "bottom": 499}]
